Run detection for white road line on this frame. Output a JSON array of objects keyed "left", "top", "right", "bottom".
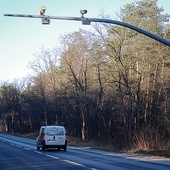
[
  {"left": 16, "top": 145, "right": 21, "bottom": 148},
  {"left": 34, "top": 151, "right": 43, "bottom": 154},
  {"left": 24, "top": 148, "right": 31, "bottom": 150},
  {"left": 45, "top": 154, "right": 59, "bottom": 159},
  {"left": 63, "top": 159, "right": 85, "bottom": 167},
  {"left": 10, "top": 143, "right": 14, "bottom": 145},
  {"left": 91, "top": 168, "right": 98, "bottom": 170}
]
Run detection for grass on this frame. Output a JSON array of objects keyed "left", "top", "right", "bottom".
[{"left": 134, "top": 150, "right": 170, "bottom": 158}]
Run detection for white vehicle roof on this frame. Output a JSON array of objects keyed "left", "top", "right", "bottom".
[
  {"left": 40, "top": 125, "right": 66, "bottom": 135},
  {"left": 41, "top": 125, "right": 65, "bottom": 128}
]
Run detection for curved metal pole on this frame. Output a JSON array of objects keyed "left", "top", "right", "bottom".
[
  {"left": 4, "top": 14, "right": 170, "bottom": 46},
  {"left": 90, "top": 18, "right": 170, "bottom": 46}
]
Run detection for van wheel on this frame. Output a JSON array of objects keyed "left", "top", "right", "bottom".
[
  {"left": 63, "top": 145, "right": 67, "bottom": 151},
  {"left": 64, "top": 141, "right": 67, "bottom": 151},
  {"left": 37, "top": 146, "right": 40, "bottom": 150},
  {"left": 42, "top": 146, "right": 45, "bottom": 151}
]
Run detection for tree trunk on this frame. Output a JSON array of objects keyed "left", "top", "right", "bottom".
[
  {"left": 127, "top": 94, "right": 133, "bottom": 147},
  {"left": 81, "top": 108, "right": 86, "bottom": 140},
  {"left": 144, "top": 63, "right": 151, "bottom": 122}
]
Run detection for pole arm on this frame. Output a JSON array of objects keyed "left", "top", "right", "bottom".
[
  {"left": 90, "top": 18, "right": 170, "bottom": 46},
  {"left": 4, "top": 14, "right": 170, "bottom": 46}
]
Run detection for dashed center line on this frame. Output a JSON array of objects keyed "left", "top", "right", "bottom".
[
  {"left": 63, "top": 159, "right": 85, "bottom": 167},
  {"left": 45, "top": 154, "right": 59, "bottom": 159},
  {"left": 34, "top": 150, "right": 43, "bottom": 154},
  {"left": 24, "top": 147, "right": 31, "bottom": 150}
]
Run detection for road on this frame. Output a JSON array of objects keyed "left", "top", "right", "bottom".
[{"left": 0, "top": 134, "right": 169, "bottom": 170}]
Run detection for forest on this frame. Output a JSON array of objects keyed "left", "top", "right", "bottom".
[{"left": 0, "top": 0, "right": 170, "bottom": 151}]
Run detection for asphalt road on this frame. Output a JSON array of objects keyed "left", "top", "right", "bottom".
[{"left": 0, "top": 133, "right": 169, "bottom": 170}]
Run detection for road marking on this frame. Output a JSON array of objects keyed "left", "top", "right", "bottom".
[
  {"left": 34, "top": 151, "right": 43, "bottom": 154},
  {"left": 24, "top": 147, "right": 31, "bottom": 150},
  {"left": 45, "top": 154, "right": 59, "bottom": 159},
  {"left": 16, "top": 145, "right": 21, "bottom": 148},
  {"left": 91, "top": 168, "right": 98, "bottom": 170},
  {"left": 63, "top": 159, "right": 85, "bottom": 167}
]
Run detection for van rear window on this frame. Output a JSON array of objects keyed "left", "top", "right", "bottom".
[{"left": 46, "top": 128, "right": 64, "bottom": 135}]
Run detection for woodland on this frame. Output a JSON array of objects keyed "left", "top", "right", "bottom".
[{"left": 0, "top": 0, "right": 170, "bottom": 151}]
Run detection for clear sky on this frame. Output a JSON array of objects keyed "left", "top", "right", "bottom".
[{"left": 0, "top": 0, "right": 169, "bottom": 82}]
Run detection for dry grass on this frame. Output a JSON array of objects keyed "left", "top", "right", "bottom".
[
  {"left": 67, "top": 136, "right": 118, "bottom": 151},
  {"left": 131, "top": 130, "right": 170, "bottom": 158},
  {"left": 134, "top": 150, "right": 170, "bottom": 158}
]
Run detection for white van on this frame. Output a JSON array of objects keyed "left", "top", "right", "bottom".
[{"left": 36, "top": 125, "right": 67, "bottom": 151}]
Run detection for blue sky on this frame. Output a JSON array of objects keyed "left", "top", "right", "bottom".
[{"left": 0, "top": 0, "right": 169, "bottom": 82}]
